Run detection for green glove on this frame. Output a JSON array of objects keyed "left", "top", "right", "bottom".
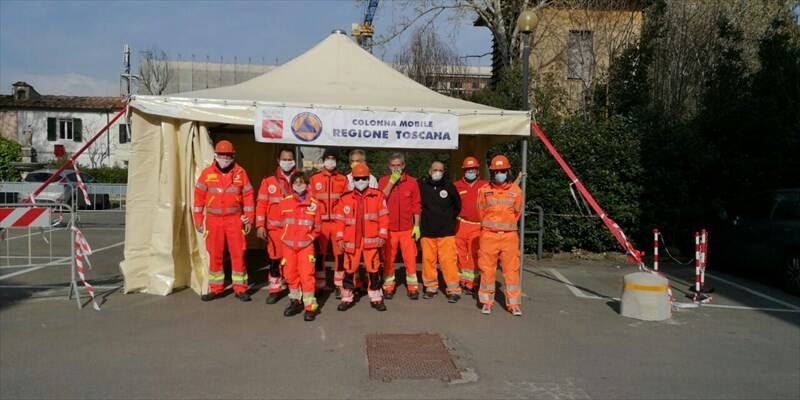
[
  {"left": 389, "top": 171, "right": 402, "bottom": 184},
  {"left": 411, "top": 226, "right": 421, "bottom": 241}
]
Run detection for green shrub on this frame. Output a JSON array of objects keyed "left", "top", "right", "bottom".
[{"left": 0, "top": 138, "right": 22, "bottom": 181}]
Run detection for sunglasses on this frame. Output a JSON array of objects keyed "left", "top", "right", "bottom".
[{"left": 353, "top": 177, "right": 369, "bottom": 182}]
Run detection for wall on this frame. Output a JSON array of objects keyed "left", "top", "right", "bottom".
[
  {"left": 16, "top": 109, "right": 130, "bottom": 167},
  {"left": 0, "top": 111, "right": 18, "bottom": 142}
]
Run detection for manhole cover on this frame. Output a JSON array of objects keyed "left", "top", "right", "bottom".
[{"left": 366, "top": 333, "right": 461, "bottom": 382}]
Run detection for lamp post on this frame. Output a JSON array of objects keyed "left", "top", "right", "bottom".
[{"left": 516, "top": 8, "right": 537, "bottom": 294}]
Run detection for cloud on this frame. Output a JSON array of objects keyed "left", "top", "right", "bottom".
[{"left": 1, "top": 72, "right": 118, "bottom": 96}]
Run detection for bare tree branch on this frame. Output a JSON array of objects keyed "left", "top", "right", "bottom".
[{"left": 139, "top": 47, "right": 171, "bottom": 95}]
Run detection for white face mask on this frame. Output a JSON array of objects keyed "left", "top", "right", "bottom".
[
  {"left": 464, "top": 171, "right": 478, "bottom": 181},
  {"left": 354, "top": 180, "right": 369, "bottom": 191},
  {"left": 215, "top": 155, "right": 233, "bottom": 169},
  {"left": 431, "top": 171, "right": 443, "bottom": 181},
  {"left": 279, "top": 160, "right": 295, "bottom": 172},
  {"left": 293, "top": 184, "right": 307, "bottom": 194},
  {"left": 494, "top": 172, "right": 508, "bottom": 184},
  {"left": 323, "top": 159, "right": 337, "bottom": 171}
]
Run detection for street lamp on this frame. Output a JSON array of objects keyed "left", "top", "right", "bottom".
[{"left": 516, "top": 8, "right": 538, "bottom": 290}]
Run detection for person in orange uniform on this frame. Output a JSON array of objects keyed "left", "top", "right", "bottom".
[
  {"left": 419, "top": 161, "right": 462, "bottom": 302},
  {"left": 378, "top": 152, "right": 421, "bottom": 300},
  {"left": 256, "top": 148, "right": 298, "bottom": 304},
  {"left": 453, "top": 156, "right": 488, "bottom": 296},
  {"left": 477, "top": 155, "right": 523, "bottom": 316},
  {"left": 334, "top": 163, "right": 390, "bottom": 312},
  {"left": 309, "top": 148, "right": 348, "bottom": 297},
  {"left": 278, "top": 172, "right": 322, "bottom": 321},
  {"left": 193, "top": 140, "right": 255, "bottom": 302}
]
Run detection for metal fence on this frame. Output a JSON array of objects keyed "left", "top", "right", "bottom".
[{"left": 524, "top": 205, "right": 544, "bottom": 260}]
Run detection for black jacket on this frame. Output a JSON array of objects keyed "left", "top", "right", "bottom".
[{"left": 419, "top": 176, "right": 462, "bottom": 238}]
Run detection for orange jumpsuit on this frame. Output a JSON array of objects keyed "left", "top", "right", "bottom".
[
  {"left": 454, "top": 177, "right": 488, "bottom": 289},
  {"left": 278, "top": 193, "right": 322, "bottom": 312},
  {"left": 255, "top": 167, "right": 296, "bottom": 293},
  {"left": 309, "top": 169, "right": 348, "bottom": 290},
  {"left": 334, "top": 187, "right": 389, "bottom": 304},
  {"left": 193, "top": 163, "right": 255, "bottom": 295},
  {"left": 477, "top": 181, "right": 523, "bottom": 308}
]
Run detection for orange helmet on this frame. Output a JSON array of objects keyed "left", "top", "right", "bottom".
[
  {"left": 462, "top": 156, "right": 480, "bottom": 169},
  {"left": 489, "top": 155, "right": 511, "bottom": 170},
  {"left": 214, "top": 140, "right": 235, "bottom": 154},
  {"left": 352, "top": 163, "right": 370, "bottom": 178}
]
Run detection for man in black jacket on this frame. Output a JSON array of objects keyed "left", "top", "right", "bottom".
[{"left": 419, "top": 160, "right": 463, "bottom": 302}]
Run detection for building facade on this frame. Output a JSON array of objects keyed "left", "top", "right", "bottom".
[{"left": 0, "top": 82, "right": 129, "bottom": 167}]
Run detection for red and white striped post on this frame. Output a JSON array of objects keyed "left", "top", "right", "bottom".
[
  {"left": 700, "top": 229, "right": 708, "bottom": 290},
  {"left": 694, "top": 231, "right": 701, "bottom": 293},
  {"left": 653, "top": 229, "right": 660, "bottom": 271}
]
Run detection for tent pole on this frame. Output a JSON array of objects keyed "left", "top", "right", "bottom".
[{"left": 519, "top": 138, "right": 527, "bottom": 296}]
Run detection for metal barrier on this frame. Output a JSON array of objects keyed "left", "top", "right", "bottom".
[
  {"left": 524, "top": 205, "right": 544, "bottom": 260},
  {"left": 0, "top": 202, "right": 88, "bottom": 308}
]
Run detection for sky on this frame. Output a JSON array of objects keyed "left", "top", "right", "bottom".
[{"left": 0, "top": 0, "right": 493, "bottom": 96}]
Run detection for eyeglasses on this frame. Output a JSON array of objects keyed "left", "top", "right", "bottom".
[{"left": 353, "top": 177, "right": 369, "bottom": 182}]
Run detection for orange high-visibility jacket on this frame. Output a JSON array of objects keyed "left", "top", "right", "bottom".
[
  {"left": 454, "top": 177, "right": 488, "bottom": 223},
  {"left": 477, "top": 182, "right": 523, "bottom": 232},
  {"left": 309, "top": 169, "right": 348, "bottom": 222},
  {"left": 334, "top": 188, "right": 390, "bottom": 253},
  {"left": 193, "top": 163, "right": 255, "bottom": 226},
  {"left": 278, "top": 193, "right": 322, "bottom": 250},
  {"left": 255, "top": 168, "right": 295, "bottom": 231}
]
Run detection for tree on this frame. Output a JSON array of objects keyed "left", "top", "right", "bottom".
[
  {"left": 393, "top": 25, "right": 468, "bottom": 96},
  {"left": 139, "top": 47, "right": 172, "bottom": 95}
]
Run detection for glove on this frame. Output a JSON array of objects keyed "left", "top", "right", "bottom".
[
  {"left": 194, "top": 224, "right": 204, "bottom": 234},
  {"left": 389, "top": 171, "right": 402, "bottom": 184},
  {"left": 411, "top": 226, "right": 421, "bottom": 241}
]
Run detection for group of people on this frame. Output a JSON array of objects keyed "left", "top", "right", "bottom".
[{"left": 193, "top": 141, "right": 524, "bottom": 322}]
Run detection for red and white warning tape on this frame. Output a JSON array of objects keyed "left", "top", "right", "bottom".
[
  {"left": 73, "top": 227, "right": 100, "bottom": 311},
  {"left": 72, "top": 164, "right": 92, "bottom": 206}
]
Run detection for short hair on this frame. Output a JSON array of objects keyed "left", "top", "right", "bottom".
[
  {"left": 289, "top": 171, "right": 308, "bottom": 184},
  {"left": 430, "top": 160, "right": 445, "bottom": 169},
  {"left": 278, "top": 148, "right": 295, "bottom": 159},
  {"left": 348, "top": 149, "right": 366, "bottom": 160},
  {"left": 388, "top": 152, "right": 405, "bottom": 163}
]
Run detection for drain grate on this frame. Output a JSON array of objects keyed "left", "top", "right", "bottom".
[{"left": 366, "top": 333, "right": 461, "bottom": 382}]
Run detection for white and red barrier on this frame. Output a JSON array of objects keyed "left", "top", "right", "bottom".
[
  {"left": 653, "top": 229, "right": 660, "bottom": 271},
  {"left": 0, "top": 207, "right": 51, "bottom": 228},
  {"left": 691, "top": 228, "right": 713, "bottom": 303},
  {"left": 73, "top": 227, "right": 100, "bottom": 311}
]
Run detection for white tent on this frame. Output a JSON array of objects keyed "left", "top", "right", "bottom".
[{"left": 122, "top": 31, "right": 531, "bottom": 295}]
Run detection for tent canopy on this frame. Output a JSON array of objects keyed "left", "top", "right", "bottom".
[
  {"left": 131, "top": 31, "right": 529, "bottom": 136},
  {"left": 122, "top": 32, "right": 530, "bottom": 296}
]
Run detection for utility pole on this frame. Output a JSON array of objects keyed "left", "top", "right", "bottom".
[{"left": 120, "top": 44, "right": 139, "bottom": 98}]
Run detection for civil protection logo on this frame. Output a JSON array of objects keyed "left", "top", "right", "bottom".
[{"left": 291, "top": 112, "right": 323, "bottom": 142}]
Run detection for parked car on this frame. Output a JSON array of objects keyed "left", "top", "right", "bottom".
[
  {"left": 716, "top": 189, "right": 800, "bottom": 294},
  {"left": 22, "top": 169, "right": 111, "bottom": 210}
]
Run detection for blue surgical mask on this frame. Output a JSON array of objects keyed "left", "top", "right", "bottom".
[
  {"left": 464, "top": 171, "right": 477, "bottom": 181},
  {"left": 494, "top": 172, "right": 507, "bottom": 183}
]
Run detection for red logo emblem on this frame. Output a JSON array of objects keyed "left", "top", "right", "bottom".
[{"left": 262, "top": 119, "right": 283, "bottom": 139}]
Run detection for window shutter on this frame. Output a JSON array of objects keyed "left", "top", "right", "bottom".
[
  {"left": 47, "top": 118, "right": 56, "bottom": 141},
  {"left": 73, "top": 118, "right": 82, "bottom": 142}
]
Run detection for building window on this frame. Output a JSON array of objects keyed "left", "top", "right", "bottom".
[
  {"left": 567, "top": 30, "right": 594, "bottom": 81},
  {"left": 119, "top": 123, "right": 130, "bottom": 144},
  {"left": 58, "top": 119, "right": 73, "bottom": 140}
]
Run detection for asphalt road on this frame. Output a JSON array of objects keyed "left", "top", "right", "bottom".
[{"left": 1, "top": 220, "right": 799, "bottom": 399}]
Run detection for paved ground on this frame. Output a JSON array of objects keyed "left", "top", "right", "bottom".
[{"left": 1, "top": 217, "right": 799, "bottom": 399}]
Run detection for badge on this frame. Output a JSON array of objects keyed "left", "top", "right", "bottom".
[
  {"left": 439, "top": 190, "right": 448, "bottom": 199},
  {"left": 508, "top": 191, "right": 517, "bottom": 197},
  {"left": 308, "top": 202, "right": 317, "bottom": 212},
  {"left": 315, "top": 182, "right": 323, "bottom": 191},
  {"left": 268, "top": 185, "right": 277, "bottom": 194},
  {"left": 343, "top": 206, "right": 351, "bottom": 214}
]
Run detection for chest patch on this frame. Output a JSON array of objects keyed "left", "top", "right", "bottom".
[
  {"left": 439, "top": 190, "right": 448, "bottom": 199},
  {"left": 268, "top": 185, "right": 277, "bottom": 194},
  {"left": 343, "top": 206, "right": 351, "bottom": 214},
  {"left": 308, "top": 202, "right": 317, "bottom": 212},
  {"left": 205, "top": 173, "right": 218, "bottom": 183},
  {"left": 508, "top": 191, "right": 517, "bottom": 197},
  {"left": 315, "top": 182, "right": 323, "bottom": 191}
]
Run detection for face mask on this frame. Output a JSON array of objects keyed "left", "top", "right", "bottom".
[
  {"left": 323, "top": 159, "right": 337, "bottom": 171},
  {"left": 215, "top": 156, "right": 233, "bottom": 169},
  {"left": 279, "top": 160, "right": 295, "bottom": 172},
  {"left": 464, "top": 171, "right": 477, "bottom": 181},
  {"left": 354, "top": 180, "right": 369, "bottom": 191},
  {"left": 431, "top": 171, "right": 443, "bottom": 181},
  {"left": 293, "top": 184, "right": 307, "bottom": 194},
  {"left": 390, "top": 167, "right": 403, "bottom": 174},
  {"left": 494, "top": 172, "right": 508, "bottom": 184}
]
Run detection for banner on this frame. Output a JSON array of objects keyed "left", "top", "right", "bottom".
[{"left": 254, "top": 106, "right": 459, "bottom": 149}]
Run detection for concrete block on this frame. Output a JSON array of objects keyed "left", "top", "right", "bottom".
[{"left": 620, "top": 272, "right": 671, "bottom": 321}]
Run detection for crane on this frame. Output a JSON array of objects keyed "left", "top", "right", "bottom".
[{"left": 352, "top": 0, "right": 379, "bottom": 52}]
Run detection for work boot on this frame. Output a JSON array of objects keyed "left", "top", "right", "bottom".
[
  {"left": 304, "top": 310, "right": 318, "bottom": 322},
  {"left": 283, "top": 300, "right": 303, "bottom": 317},
  {"left": 447, "top": 293, "right": 461, "bottom": 303},
  {"left": 408, "top": 291, "right": 419, "bottom": 300},
  {"left": 371, "top": 301, "right": 387, "bottom": 312},
  {"left": 481, "top": 303, "right": 492, "bottom": 315},
  {"left": 266, "top": 291, "right": 282, "bottom": 304},
  {"left": 384, "top": 290, "right": 395, "bottom": 300},
  {"left": 337, "top": 301, "right": 354, "bottom": 312},
  {"left": 235, "top": 292, "right": 252, "bottom": 302},
  {"left": 201, "top": 292, "right": 219, "bottom": 302},
  {"left": 509, "top": 306, "right": 522, "bottom": 317},
  {"left": 423, "top": 290, "right": 437, "bottom": 299}
]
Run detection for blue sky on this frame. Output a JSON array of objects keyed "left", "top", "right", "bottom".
[{"left": 0, "top": 0, "right": 493, "bottom": 96}]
